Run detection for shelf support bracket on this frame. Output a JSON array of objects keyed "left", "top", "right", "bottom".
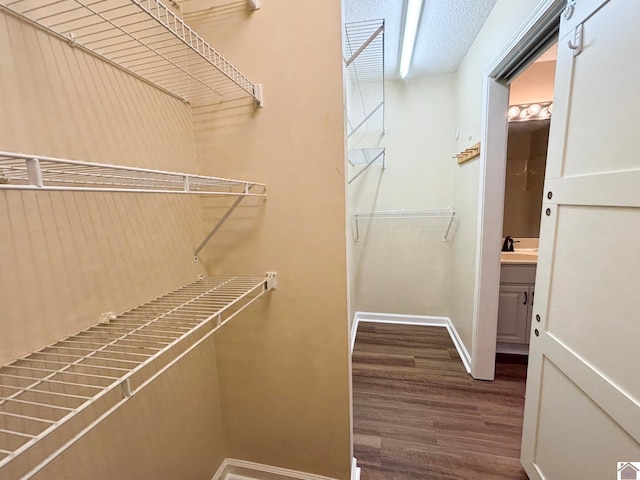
[
  {"left": 194, "top": 189, "right": 251, "bottom": 260},
  {"left": 266, "top": 271, "right": 278, "bottom": 291},
  {"left": 345, "top": 24, "right": 384, "bottom": 67},
  {"left": 347, "top": 101, "right": 384, "bottom": 139},
  {"left": 348, "top": 149, "right": 385, "bottom": 185},
  {"left": 354, "top": 211, "right": 361, "bottom": 242},
  {"left": 247, "top": 0, "right": 260, "bottom": 10},
  {"left": 443, "top": 211, "right": 457, "bottom": 242},
  {"left": 254, "top": 84, "right": 264, "bottom": 108}
]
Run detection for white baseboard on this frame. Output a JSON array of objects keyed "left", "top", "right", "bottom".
[
  {"left": 351, "top": 458, "right": 360, "bottom": 480},
  {"left": 212, "top": 458, "right": 343, "bottom": 480},
  {"left": 351, "top": 311, "right": 472, "bottom": 373}
]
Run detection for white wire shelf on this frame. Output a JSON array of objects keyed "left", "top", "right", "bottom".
[
  {"left": 0, "top": 0, "right": 263, "bottom": 106},
  {"left": 344, "top": 19, "right": 384, "bottom": 84},
  {"left": 344, "top": 19, "right": 385, "bottom": 141},
  {"left": 0, "top": 151, "right": 266, "bottom": 196},
  {"left": 0, "top": 273, "right": 277, "bottom": 478},
  {"left": 352, "top": 208, "right": 458, "bottom": 242}
]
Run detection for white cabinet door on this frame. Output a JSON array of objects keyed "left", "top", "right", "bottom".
[
  {"left": 521, "top": 0, "right": 640, "bottom": 478},
  {"left": 497, "top": 285, "right": 530, "bottom": 344}
]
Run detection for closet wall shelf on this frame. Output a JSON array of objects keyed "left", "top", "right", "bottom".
[
  {"left": 344, "top": 19, "right": 385, "bottom": 140},
  {"left": 0, "top": 273, "right": 276, "bottom": 478},
  {"left": 353, "top": 208, "right": 458, "bottom": 242},
  {"left": 0, "top": 151, "right": 266, "bottom": 196},
  {"left": 0, "top": 0, "right": 263, "bottom": 106}
]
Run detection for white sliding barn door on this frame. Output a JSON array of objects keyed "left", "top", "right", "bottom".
[{"left": 521, "top": 0, "right": 640, "bottom": 478}]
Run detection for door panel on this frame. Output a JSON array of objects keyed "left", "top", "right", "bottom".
[
  {"left": 547, "top": 205, "right": 640, "bottom": 399},
  {"left": 497, "top": 286, "right": 529, "bottom": 344},
  {"left": 534, "top": 358, "right": 639, "bottom": 480},
  {"left": 521, "top": 0, "right": 640, "bottom": 478},
  {"left": 560, "top": 0, "right": 640, "bottom": 177}
]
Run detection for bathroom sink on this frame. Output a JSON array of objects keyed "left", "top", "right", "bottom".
[{"left": 501, "top": 251, "right": 538, "bottom": 264}]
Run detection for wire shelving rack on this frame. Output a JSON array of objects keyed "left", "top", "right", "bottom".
[
  {"left": 0, "top": 151, "right": 265, "bottom": 196},
  {"left": 344, "top": 19, "right": 385, "bottom": 142},
  {"left": 0, "top": 274, "right": 277, "bottom": 478},
  {"left": 0, "top": 0, "right": 263, "bottom": 105},
  {"left": 352, "top": 208, "right": 458, "bottom": 242}
]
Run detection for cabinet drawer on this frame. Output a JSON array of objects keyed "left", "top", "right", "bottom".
[{"left": 500, "top": 264, "right": 537, "bottom": 284}]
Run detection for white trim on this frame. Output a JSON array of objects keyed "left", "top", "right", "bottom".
[
  {"left": 351, "top": 311, "right": 471, "bottom": 373},
  {"left": 351, "top": 458, "right": 361, "bottom": 480},
  {"left": 212, "top": 459, "right": 341, "bottom": 480},
  {"left": 473, "top": 0, "right": 564, "bottom": 381}
]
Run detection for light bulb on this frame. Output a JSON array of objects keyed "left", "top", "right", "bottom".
[
  {"left": 527, "top": 103, "right": 541, "bottom": 115},
  {"left": 508, "top": 106, "right": 521, "bottom": 119}
]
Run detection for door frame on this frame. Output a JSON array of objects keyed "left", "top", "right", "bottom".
[{"left": 472, "top": 0, "right": 565, "bottom": 380}]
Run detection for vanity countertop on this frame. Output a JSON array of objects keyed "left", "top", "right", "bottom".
[{"left": 500, "top": 250, "right": 538, "bottom": 264}]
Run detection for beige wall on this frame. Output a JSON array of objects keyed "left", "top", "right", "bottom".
[
  {"left": 347, "top": 76, "right": 457, "bottom": 317},
  {"left": 184, "top": 1, "right": 352, "bottom": 479},
  {"left": 450, "top": 0, "right": 542, "bottom": 351}
]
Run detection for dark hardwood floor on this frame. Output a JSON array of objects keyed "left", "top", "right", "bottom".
[{"left": 352, "top": 322, "right": 529, "bottom": 480}]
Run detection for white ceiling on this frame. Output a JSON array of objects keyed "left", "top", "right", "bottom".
[{"left": 344, "top": 0, "right": 498, "bottom": 79}]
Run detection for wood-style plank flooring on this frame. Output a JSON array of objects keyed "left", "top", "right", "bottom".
[{"left": 352, "top": 322, "right": 529, "bottom": 480}]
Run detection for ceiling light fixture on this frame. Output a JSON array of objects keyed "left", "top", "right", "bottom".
[
  {"left": 508, "top": 101, "right": 553, "bottom": 122},
  {"left": 399, "top": 0, "right": 424, "bottom": 79}
]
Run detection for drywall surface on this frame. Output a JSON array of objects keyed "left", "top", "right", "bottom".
[
  {"left": 348, "top": 75, "right": 457, "bottom": 316},
  {"left": 450, "top": 0, "right": 541, "bottom": 352},
  {"left": 185, "top": 1, "right": 352, "bottom": 479},
  {"left": 0, "top": 12, "right": 203, "bottom": 365},
  {"left": 509, "top": 60, "right": 556, "bottom": 105},
  {"left": 27, "top": 335, "right": 226, "bottom": 480}
]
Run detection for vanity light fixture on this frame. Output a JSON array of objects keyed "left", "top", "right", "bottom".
[
  {"left": 508, "top": 101, "right": 553, "bottom": 122},
  {"left": 399, "top": 0, "right": 424, "bottom": 78}
]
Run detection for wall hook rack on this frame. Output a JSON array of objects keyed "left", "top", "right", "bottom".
[{"left": 454, "top": 142, "right": 481, "bottom": 165}]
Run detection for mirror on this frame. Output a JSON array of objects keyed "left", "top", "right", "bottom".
[{"left": 502, "top": 119, "right": 550, "bottom": 238}]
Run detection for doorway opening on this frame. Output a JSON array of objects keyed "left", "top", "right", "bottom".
[
  {"left": 496, "top": 50, "right": 556, "bottom": 358},
  {"left": 471, "top": 0, "right": 565, "bottom": 380}
]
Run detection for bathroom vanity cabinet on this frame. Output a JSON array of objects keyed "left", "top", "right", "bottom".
[{"left": 497, "top": 263, "right": 537, "bottom": 348}]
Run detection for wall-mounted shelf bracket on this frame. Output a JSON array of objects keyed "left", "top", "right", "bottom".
[
  {"left": 348, "top": 148, "right": 385, "bottom": 185},
  {"left": 266, "top": 271, "right": 278, "bottom": 290},
  {"left": 193, "top": 191, "right": 251, "bottom": 260},
  {"left": 254, "top": 84, "right": 264, "bottom": 108},
  {"left": 247, "top": 0, "right": 260, "bottom": 11}
]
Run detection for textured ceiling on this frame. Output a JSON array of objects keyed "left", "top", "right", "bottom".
[{"left": 344, "top": 0, "right": 497, "bottom": 79}]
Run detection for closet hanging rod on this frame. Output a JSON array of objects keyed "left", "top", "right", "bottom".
[
  {"left": 0, "top": 151, "right": 266, "bottom": 196},
  {"left": 0, "top": 0, "right": 263, "bottom": 106}
]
